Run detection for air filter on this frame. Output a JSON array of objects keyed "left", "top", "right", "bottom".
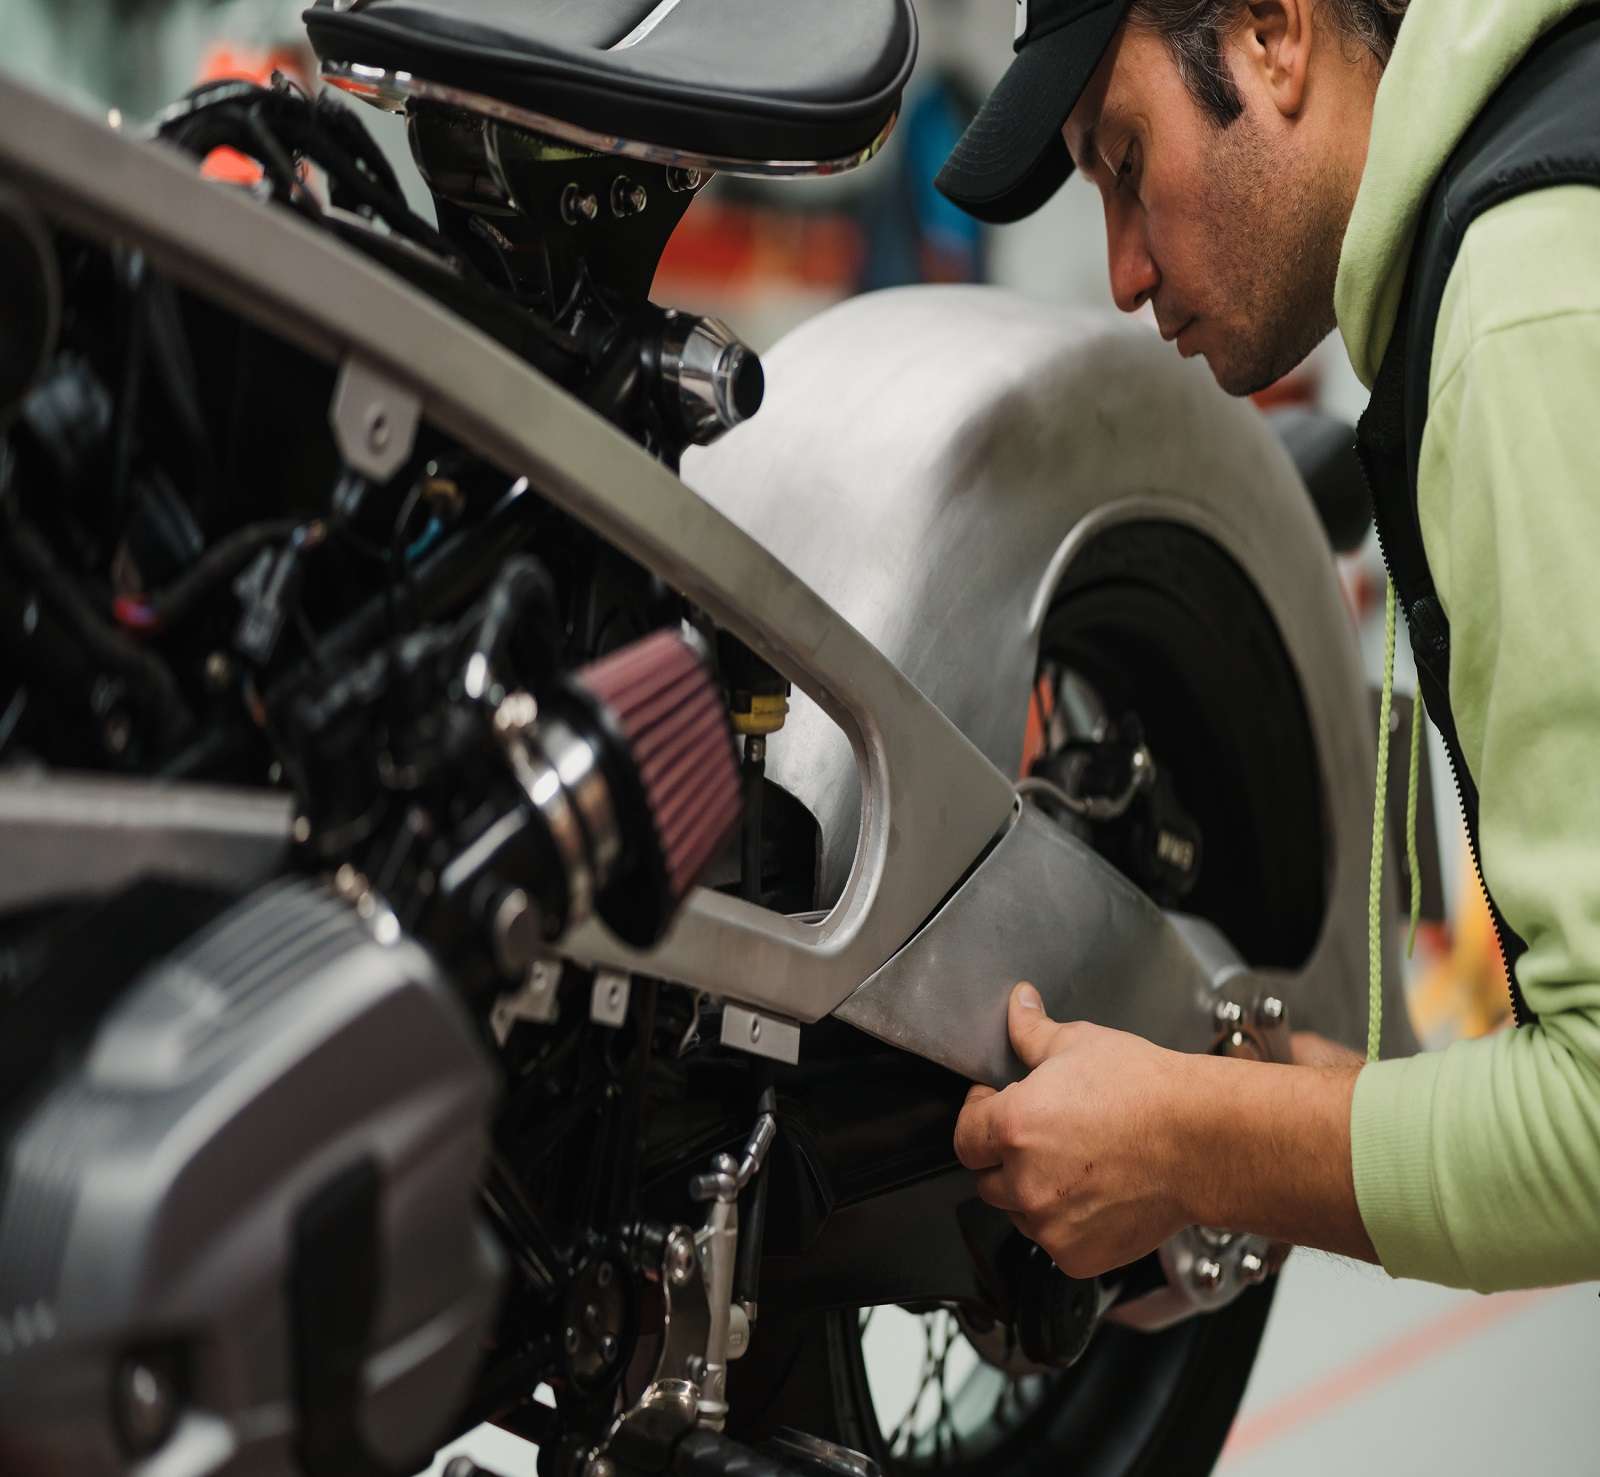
[{"left": 567, "top": 629, "right": 742, "bottom": 948}]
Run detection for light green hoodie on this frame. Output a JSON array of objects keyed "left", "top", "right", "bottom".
[{"left": 1336, "top": 0, "right": 1600, "bottom": 1290}]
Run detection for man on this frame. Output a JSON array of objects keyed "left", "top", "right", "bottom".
[{"left": 938, "top": 0, "right": 1600, "bottom": 1292}]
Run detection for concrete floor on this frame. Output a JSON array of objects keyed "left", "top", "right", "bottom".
[{"left": 424, "top": 1255, "right": 1600, "bottom": 1476}]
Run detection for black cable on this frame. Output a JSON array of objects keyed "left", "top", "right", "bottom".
[
  {"left": 137, "top": 515, "right": 301, "bottom": 628},
  {"left": 1, "top": 475, "right": 191, "bottom": 743}
]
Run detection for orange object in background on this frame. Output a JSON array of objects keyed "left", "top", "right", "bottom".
[
  {"left": 1408, "top": 848, "right": 1514, "bottom": 1042},
  {"left": 193, "top": 42, "right": 312, "bottom": 186}
]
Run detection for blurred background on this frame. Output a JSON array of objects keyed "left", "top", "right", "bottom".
[{"left": 4, "top": 3, "right": 1583, "bottom": 1470}]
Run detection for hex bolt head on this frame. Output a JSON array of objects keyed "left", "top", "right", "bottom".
[
  {"left": 1240, "top": 1251, "right": 1267, "bottom": 1282},
  {"left": 596, "top": 1261, "right": 614, "bottom": 1288},
  {"left": 1192, "top": 1257, "right": 1225, "bottom": 1292},
  {"left": 1213, "top": 999, "right": 1244, "bottom": 1029},
  {"left": 599, "top": 1334, "right": 619, "bottom": 1362},
  {"left": 666, "top": 1231, "right": 696, "bottom": 1287},
  {"left": 564, "top": 1325, "right": 580, "bottom": 1355},
  {"left": 114, "top": 1357, "right": 178, "bottom": 1457},
  {"left": 1258, "top": 996, "right": 1285, "bottom": 1025}
]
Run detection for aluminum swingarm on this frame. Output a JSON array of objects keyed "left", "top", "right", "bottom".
[{"left": 0, "top": 78, "right": 1409, "bottom": 1088}]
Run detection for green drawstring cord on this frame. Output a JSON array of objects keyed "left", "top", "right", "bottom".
[{"left": 1368, "top": 579, "right": 1425, "bottom": 1065}]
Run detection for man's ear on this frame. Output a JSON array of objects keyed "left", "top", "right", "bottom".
[{"left": 1238, "top": 0, "right": 1315, "bottom": 117}]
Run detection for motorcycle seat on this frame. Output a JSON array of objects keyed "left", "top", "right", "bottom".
[{"left": 304, "top": 0, "right": 917, "bottom": 170}]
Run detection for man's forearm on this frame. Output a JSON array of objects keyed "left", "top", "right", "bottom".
[{"left": 1172, "top": 1054, "right": 1378, "bottom": 1263}]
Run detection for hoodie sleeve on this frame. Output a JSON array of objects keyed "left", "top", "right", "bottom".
[{"left": 1348, "top": 185, "right": 1600, "bottom": 1292}]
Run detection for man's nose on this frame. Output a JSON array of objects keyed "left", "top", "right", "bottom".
[{"left": 1105, "top": 209, "right": 1159, "bottom": 316}]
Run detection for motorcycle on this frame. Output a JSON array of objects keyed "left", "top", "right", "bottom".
[{"left": 0, "top": 2, "right": 1413, "bottom": 1475}]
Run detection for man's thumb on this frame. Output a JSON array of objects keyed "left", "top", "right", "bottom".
[{"left": 1008, "top": 982, "right": 1059, "bottom": 1069}]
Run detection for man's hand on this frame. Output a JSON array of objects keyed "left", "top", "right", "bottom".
[
  {"left": 952, "top": 982, "right": 1193, "bottom": 1278},
  {"left": 953, "top": 982, "right": 1379, "bottom": 1275}
]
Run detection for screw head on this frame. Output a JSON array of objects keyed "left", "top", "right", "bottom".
[
  {"left": 596, "top": 1261, "right": 614, "bottom": 1288},
  {"left": 749, "top": 1017, "right": 762, "bottom": 1043},
  {"left": 564, "top": 1325, "right": 580, "bottom": 1355},
  {"left": 366, "top": 406, "right": 390, "bottom": 451},
  {"left": 1192, "top": 1257, "right": 1225, "bottom": 1292},
  {"left": 1213, "top": 999, "right": 1244, "bottom": 1029},
  {"left": 1240, "top": 1251, "right": 1267, "bottom": 1282},
  {"left": 583, "top": 1301, "right": 603, "bottom": 1331},
  {"left": 1258, "top": 996, "right": 1285, "bottom": 1025},
  {"left": 608, "top": 980, "right": 623, "bottom": 1008},
  {"left": 599, "top": 1334, "right": 618, "bottom": 1362}
]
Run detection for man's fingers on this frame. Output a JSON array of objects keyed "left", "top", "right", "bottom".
[
  {"left": 973, "top": 1166, "right": 1022, "bottom": 1213},
  {"left": 954, "top": 1088, "right": 1003, "bottom": 1170},
  {"left": 1008, "top": 981, "right": 1066, "bottom": 1071}
]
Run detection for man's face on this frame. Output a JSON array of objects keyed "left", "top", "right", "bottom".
[{"left": 1063, "top": 21, "right": 1343, "bottom": 396}]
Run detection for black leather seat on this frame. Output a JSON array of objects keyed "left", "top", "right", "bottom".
[{"left": 304, "top": 0, "right": 917, "bottom": 167}]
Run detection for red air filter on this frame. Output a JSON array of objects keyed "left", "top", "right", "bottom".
[{"left": 568, "top": 629, "right": 743, "bottom": 947}]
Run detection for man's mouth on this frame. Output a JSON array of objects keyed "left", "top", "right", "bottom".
[{"left": 1161, "top": 317, "right": 1195, "bottom": 345}]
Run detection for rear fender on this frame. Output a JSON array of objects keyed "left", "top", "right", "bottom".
[{"left": 685, "top": 286, "right": 1410, "bottom": 1064}]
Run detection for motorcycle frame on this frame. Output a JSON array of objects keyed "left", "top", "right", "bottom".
[{"left": 0, "top": 77, "right": 1411, "bottom": 1091}]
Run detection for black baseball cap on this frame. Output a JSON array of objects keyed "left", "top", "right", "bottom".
[{"left": 936, "top": 0, "right": 1134, "bottom": 224}]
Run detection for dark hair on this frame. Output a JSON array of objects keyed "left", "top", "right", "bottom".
[{"left": 1127, "top": 0, "right": 1408, "bottom": 124}]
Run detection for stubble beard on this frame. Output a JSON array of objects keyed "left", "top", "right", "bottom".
[{"left": 1199, "top": 110, "right": 1345, "bottom": 398}]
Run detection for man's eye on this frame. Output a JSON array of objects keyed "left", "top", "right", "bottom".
[{"left": 1117, "top": 147, "right": 1138, "bottom": 189}]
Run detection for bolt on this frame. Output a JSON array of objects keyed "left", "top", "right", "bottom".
[
  {"left": 564, "top": 1325, "right": 580, "bottom": 1355},
  {"left": 596, "top": 1261, "right": 614, "bottom": 1288},
  {"left": 608, "top": 979, "right": 623, "bottom": 1009},
  {"left": 561, "top": 182, "right": 600, "bottom": 223},
  {"left": 114, "top": 1357, "right": 177, "bottom": 1457},
  {"left": 203, "top": 651, "right": 234, "bottom": 691},
  {"left": 1258, "top": 996, "right": 1285, "bottom": 1025},
  {"left": 1213, "top": 999, "right": 1244, "bottom": 1029},
  {"left": 290, "top": 815, "right": 312, "bottom": 845},
  {"left": 1192, "top": 1258, "right": 1225, "bottom": 1292},
  {"left": 1240, "top": 1251, "right": 1267, "bottom": 1282},
  {"left": 750, "top": 1017, "right": 762, "bottom": 1044},
  {"left": 333, "top": 864, "right": 361, "bottom": 900},
  {"left": 610, "top": 176, "right": 648, "bottom": 216},
  {"left": 583, "top": 1301, "right": 603, "bottom": 1332},
  {"left": 666, "top": 1231, "right": 696, "bottom": 1287},
  {"left": 366, "top": 405, "right": 390, "bottom": 451},
  {"left": 599, "top": 1334, "right": 618, "bottom": 1362}
]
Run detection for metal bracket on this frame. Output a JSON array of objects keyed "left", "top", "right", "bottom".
[
  {"left": 329, "top": 357, "right": 420, "bottom": 483},
  {"left": 720, "top": 1004, "right": 799, "bottom": 1065},
  {"left": 591, "top": 969, "right": 631, "bottom": 1027},
  {"left": 490, "top": 959, "right": 562, "bottom": 1040}
]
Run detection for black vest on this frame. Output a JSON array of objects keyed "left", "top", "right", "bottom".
[{"left": 1354, "top": 9, "right": 1600, "bottom": 1028}]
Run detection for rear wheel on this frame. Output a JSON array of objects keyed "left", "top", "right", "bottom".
[{"left": 738, "top": 518, "right": 1327, "bottom": 1474}]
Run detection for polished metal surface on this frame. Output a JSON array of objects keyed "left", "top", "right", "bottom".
[
  {"left": 663, "top": 314, "right": 760, "bottom": 444},
  {"left": 0, "top": 771, "right": 292, "bottom": 912},
  {"left": 836, "top": 803, "right": 1225, "bottom": 1085},
  {"left": 719, "top": 1004, "right": 801, "bottom": 1065},
  {"left": 329, "top": 355, "right": 419, "bottom": 483},
  {"left": 0, "top": 76, "right": 1013, "bottom": 1030},
  {"left": 611, "top": 0, "right": 685, "bottom": 51},
  {"left": 685, "top": 286, "right": 1410, "bottom": 1061},
  {"left": 322, "top": 64, "right": 900, "bottom": 180}
]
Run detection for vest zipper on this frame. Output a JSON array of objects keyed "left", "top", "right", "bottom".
[{"left": 1356, "top": 452, "right": 1531, "bottom": 1028}]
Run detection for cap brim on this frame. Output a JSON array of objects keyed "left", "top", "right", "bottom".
[{"left": 935, "top": 2, "right": 1127, "bottom": 225}]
